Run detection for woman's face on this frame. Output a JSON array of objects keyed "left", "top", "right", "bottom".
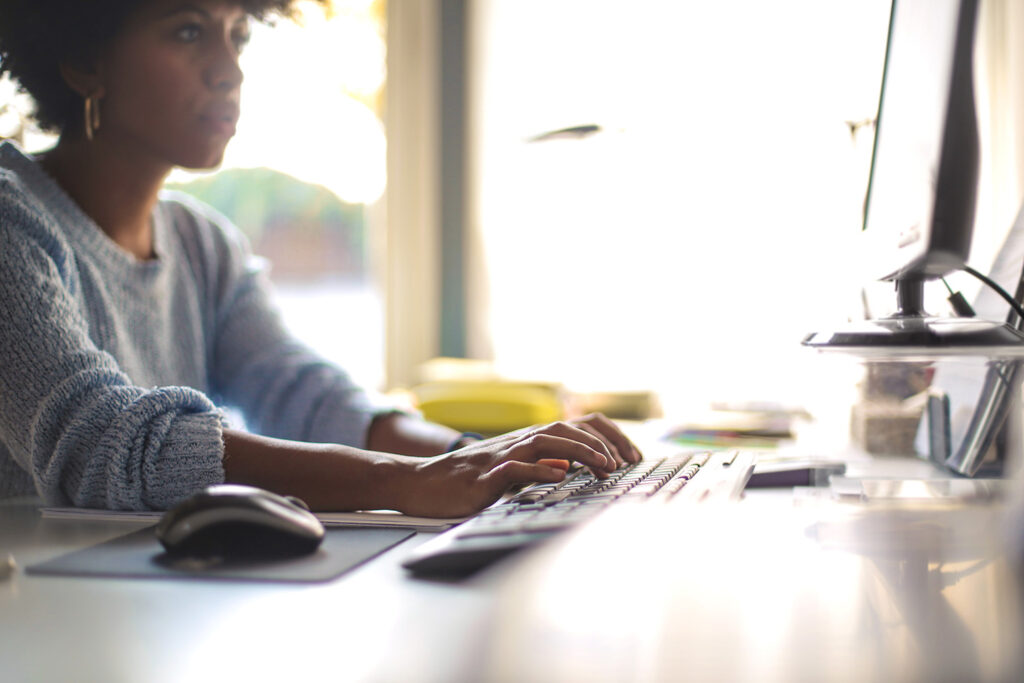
[{"left": 92, "top": 0, "right": 250, "bottom": 170}]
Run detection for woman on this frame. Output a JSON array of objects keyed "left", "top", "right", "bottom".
[{"left": 0, "top": 0, "right": 640, "bottom": 515}]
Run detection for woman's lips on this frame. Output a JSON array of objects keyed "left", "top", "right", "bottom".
[{"left": 199, "top": 103, "right": 240, "bottom": 136}]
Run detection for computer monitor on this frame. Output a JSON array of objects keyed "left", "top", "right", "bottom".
[
  {"left": 803, "top": 0, "right": 1024, "bottom": 353},
  {"left": 865, "top": 0, "right": 977, "bottom": 284}
]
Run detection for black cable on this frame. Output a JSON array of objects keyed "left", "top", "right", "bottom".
[
  {"left": 941, "top": 276, "right": 976, "bottom": 317},
  {"left": 962, "top": 264, "right": 1024, "bottom": 324}
]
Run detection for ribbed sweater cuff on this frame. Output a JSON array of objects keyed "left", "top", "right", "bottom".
[{"left": 142, "top": 412, "right": 225, "bottom": 509}]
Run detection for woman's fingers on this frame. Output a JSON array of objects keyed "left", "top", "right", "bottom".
[
  {"left": 537, "top": 458, "right": 570, "bottom": 471},
  {"left": 573, "top": 413, "right": 642, "bottom": 463},
  {"left": 509, "top": 429, "right": 614, "bottom": 473},
  {"left": 485, "top": 459, "right": 567, "bottom": 489},
  {"left": 536, "top": 421, "right": 616, "bottom": 464},
  {"left": 473, "top": 416, "right": 641, "bottom": 468},
  {"left": 575, "top": 421, "right": 625, "bottom": 467}
]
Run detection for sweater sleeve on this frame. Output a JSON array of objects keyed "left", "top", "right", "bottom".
[
  {"left": 165, "top": 196, "right": 389, "bottom": 448},
  {"left": 0, "top": 180, "right": 226, "bottom": 510}
]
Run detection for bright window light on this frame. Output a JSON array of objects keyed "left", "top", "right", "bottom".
[{"left": 472, "top": 0, "right": 892, "bottom": 421}]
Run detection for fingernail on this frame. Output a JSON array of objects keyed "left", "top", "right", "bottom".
[{"left": 538, "top": 458, "right": 570, "bottom": 472}]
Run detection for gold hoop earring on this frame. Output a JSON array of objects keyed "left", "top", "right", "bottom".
[{"left": 83, "top": 95, "right": 101, "bottom": 141}]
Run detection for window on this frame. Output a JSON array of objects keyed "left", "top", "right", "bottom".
[{"left": 468, "top": 0, "right": 898, "bottom": 419}]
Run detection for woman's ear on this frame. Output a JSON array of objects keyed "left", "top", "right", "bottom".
[{"left": 57, "top": 61, "right": 105, "bottom": 100}]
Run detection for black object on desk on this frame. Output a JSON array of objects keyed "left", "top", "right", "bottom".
[
  {"left": 744, "top": 460, "right": 846, "bottom": 488},
  {"left": 156, "top": 484, "right": 326, "bottom": 560}
]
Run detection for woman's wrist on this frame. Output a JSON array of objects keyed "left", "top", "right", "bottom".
[
  {"left": 444, "top": 432, "right": 484, "bottom": 452},
  {"left": 381, "top": 450, "right": 438, "bottom": 515}
]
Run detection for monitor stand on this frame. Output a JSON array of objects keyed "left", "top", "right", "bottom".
[{"left": 802, "top": 276, "right": 1024, "bottom": 356}]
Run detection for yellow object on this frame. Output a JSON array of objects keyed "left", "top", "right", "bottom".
[{"left": 412, "top": 380, "right": 563, "bottom": 436}]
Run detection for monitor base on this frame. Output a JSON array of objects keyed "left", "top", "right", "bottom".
[{"left": 802, "top": 316, "right": 1024, "bottom": 358}]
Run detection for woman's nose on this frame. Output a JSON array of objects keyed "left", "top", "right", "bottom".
[{"left": 205, "top": 42, "right": 244, "bottom": 91}]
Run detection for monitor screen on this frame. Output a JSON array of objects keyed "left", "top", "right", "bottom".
[{"left": 862, "top": 0, "right": 979, "bottom": 283}]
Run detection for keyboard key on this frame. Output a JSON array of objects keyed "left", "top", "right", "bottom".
[
  {"left": 664, "top": 479, "right": 688, "bottom": 495},
  {"left": 570, "top": 491, "right": 621, "bottom": 503},
  {"left": 458, "top": 521, "right": 533, "bottom": 538},
  {"left": 628, "top": 483, "right": 661, "bottom": 497},
  {"left": 541, "top": 490, "right": 576, "bottom": 504},
  {"left": 513, "top": 492, "right": 548, "bottom": 504},
  {"left": 521, "top": 518, "right": 574, "bottom": 533}
]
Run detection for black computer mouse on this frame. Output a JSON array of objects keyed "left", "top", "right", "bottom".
[{"left": 156, "top": 484, "right": 325, "bottom": 560}]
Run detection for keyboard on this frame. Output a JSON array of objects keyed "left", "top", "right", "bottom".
[{"left": 402, "top": 449, "right": 756, "bottom": 576}]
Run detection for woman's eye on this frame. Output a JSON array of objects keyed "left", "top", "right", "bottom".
[
  {"left": 175, "top": 24, "right": 202, "bottom": 42},
  {"left": 233, "top": 30, "right": 251, "bottom": 52}
]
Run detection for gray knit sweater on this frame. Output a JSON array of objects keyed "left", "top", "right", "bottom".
[{"left": 0, "top": 141, "right": 381, "bottom": 510}]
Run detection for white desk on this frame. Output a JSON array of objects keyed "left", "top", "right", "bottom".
[
  {"left": 483, "top": 489, "right": 1024, "bottom": 682},
  {"left": 0, "top": 497, "right": 502, "bottom": 683},
  {"left": 2, "top": 455, "right": 1023, "bottom": 683}
]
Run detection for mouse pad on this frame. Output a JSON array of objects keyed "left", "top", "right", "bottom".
[{"left": 26, "top": 525, "right": 416, "bottom": 583}]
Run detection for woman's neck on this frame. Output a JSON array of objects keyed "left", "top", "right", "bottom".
[{"left": 40, "top": 137, "right": 171, "bottom": 261}]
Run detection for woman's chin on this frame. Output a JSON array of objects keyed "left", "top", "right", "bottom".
[
  {"left": 177, "top": 152, "right": 227, "bottom": 173},
  {"left": 172, "top": 139, "right": 233, "bottom": 172}
]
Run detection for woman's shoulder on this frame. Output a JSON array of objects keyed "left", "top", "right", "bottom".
[
  {"left": 0, "top": 165, "right": 37, "bottom": 217},
  {"left": 0, "top": 146, "right": 74, "bottom": 259},
  {"left": 0, "top": 175, "right": 78, "bottom": 290},
  {"left": 0, "top": 143, "right": 54, "bottom": 219}
]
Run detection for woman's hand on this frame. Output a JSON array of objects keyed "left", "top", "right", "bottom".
[
  {"left": 563, "top": 412, "right": 643, "bottom": 468},
  {"left": 392, "top": 417, "right": 642, "bottom": 518}
]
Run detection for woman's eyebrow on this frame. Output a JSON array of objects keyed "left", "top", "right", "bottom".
[{"left": 158, "top": 3, "right": 211, "bottom": 20}]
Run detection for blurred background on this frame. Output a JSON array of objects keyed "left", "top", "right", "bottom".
[{"left": 5, "top": 0, "right": 1024, "bottom": 443}]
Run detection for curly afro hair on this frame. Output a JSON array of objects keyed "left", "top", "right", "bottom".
[{"left": 0, "top": 0, "right": 320, "bottom": 133}]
